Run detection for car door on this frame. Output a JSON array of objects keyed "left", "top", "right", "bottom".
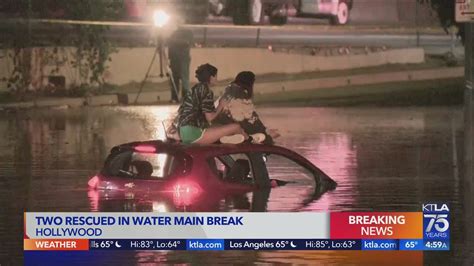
[
  {"left": 207, "top": 153, "right": 259, "bottom": 192},
  {"left": 101, "top": 150, "right": 184, "bottom": 192}
]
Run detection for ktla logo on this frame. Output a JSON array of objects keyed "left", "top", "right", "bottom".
[
  {"left": 423, "top": 203, "right": 450, "bottom": 238},
  {"left": 422, "top": 203, "right": 449, "bottom": 213}
]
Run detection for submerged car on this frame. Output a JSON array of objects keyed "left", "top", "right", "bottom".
[{"left": 88, "top": 140, "right": 337, "bottom": 208}]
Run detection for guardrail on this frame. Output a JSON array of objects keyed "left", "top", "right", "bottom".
[{"left": 1, "top": 18, "right": 460, "bottom": 53}]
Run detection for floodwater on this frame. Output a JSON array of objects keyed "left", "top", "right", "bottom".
[{"left": 0, "top": 105, "right": 473, "bottom": 265}]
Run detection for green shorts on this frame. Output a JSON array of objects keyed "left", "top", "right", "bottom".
[{"left": 179, "top": 125, "right": 206, "bottom": 144}]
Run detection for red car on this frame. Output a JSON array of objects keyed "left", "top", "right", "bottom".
[{"left": 88, "top": 140, "right": 336, "bottom": 209}]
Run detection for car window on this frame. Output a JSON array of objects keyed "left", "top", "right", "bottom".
[
  {"left": 104, "top": 151, "right": 179, "bottom": 179},
  {"left": 129, "top": 152, "right": 179, "bottom": 179},
  {"left": 104, "top": 150, "right": 132, "bottom": 176},
  {"left": 208, "top": 153, "right": 254, "bottom": 184}
]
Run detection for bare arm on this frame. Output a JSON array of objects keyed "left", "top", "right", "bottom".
[{"left": 205, "top": 98, "right": 229, "bottom": 122}]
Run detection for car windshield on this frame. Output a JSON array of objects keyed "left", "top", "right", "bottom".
[{"left": 262, "top": 153, "right": 315, "bottom": 185}]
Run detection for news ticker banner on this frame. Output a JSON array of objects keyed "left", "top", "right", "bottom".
[{"left": 24, "top": 203, "right": 449, "bottom": 252}]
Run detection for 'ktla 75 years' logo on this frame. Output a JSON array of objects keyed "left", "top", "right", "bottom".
[
  {"left": 422, "top": 203, "right": 450, "bottom": 239},
  {"left": 424, "top": 214, "right": 449, "bottom": 232}
]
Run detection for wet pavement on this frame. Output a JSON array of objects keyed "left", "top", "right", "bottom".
[{"left": 0, "top": 105, "right": 472, "bottom": 265}]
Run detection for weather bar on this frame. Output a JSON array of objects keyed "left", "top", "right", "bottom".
[{"left": 23, "top": 238, "right": 449, "bottom": 251}]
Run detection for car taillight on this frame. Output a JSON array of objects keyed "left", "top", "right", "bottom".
[
  {"left": 88, "top": 175, "right": 100, "bottom": 189},
  {"left": 172, "top": 181, "right": 202, "bottom": 206},
  {"left": 87, "top": 189, "right": 99, "bottom": 212}
]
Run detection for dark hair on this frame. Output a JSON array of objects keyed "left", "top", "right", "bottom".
[
  {"left": 195, "top": 63, "right": 218, "bottom": 83},
  {"left": 234, "top": 71, "right": 255, "bottom": 97}
]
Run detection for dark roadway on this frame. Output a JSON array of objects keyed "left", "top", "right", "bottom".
[{"left": 0, "top": 18, "right": 461, "bottom": 55}]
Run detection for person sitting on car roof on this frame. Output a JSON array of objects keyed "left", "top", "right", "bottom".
[
  {"left": 213, "top": 71, "right": 280, "bottom": 145},
  {"left": 174, "top": 64, "right": 265, "bottom": 145}
]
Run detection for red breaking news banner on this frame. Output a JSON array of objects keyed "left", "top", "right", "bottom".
[{"left": 330, "top": 212, "right": 423, "bottom": 239}]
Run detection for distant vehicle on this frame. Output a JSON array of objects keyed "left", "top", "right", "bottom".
[
  {"left": 88, "top": 140, "right": 337, "bottom": 209},
  {"left": 210, "top": 0, "right": 291, "bottom": 25},
  {"left": 211, "top": 0, "right": 354, "bottom": 26},
  {"left": 297, "top": 0, "right": 354, "bottom": 25}
]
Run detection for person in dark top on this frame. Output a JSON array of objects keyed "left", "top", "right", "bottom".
[
  {"left": 175, "top": 63, "right": 250, "bottom": 144},
  {"left": 168, "top": 26, "right": 193, "bottom": 102},
  {"left": 214, "top": 71, "right": 280, "bottom": 145}
]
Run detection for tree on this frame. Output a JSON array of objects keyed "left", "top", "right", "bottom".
[
  {"left": 61, "top": 1, "right": 123, "bottom": 87},
  {"left": 3, "top": 0, "right": 124, "bottom": 96}
]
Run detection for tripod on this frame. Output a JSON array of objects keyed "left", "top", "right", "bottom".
[{"left": 134, "top": 36, "right": 179, "bottom": 104}]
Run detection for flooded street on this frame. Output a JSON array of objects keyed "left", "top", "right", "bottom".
[{"left": 1, "top": 105, "right": 472, "bottom": 265}]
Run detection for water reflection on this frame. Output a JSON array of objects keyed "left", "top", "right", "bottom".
[
  {"left": 88, "top": 181, "right": 334, "bottom": 222},
  {"left": 0, "top": 106, "right": 471, "bottom": 264}
]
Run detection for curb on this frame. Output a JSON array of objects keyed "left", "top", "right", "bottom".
[{"left": 0, "top": 67, "right": 465, "bottom": 110}]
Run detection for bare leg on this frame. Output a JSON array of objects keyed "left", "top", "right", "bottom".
[{"left": 195, "top": 123, "right": 247, "bottom": 144}]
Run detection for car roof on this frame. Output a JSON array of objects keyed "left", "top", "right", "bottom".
[{"left": 113, "top": 139, "right": 298, "bottom": 156}]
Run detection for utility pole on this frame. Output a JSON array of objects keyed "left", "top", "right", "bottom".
[{"left": 465, "top": 23, "right": 473, "bottom": 195}]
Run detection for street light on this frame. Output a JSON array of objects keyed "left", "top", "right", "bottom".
[{"left": 153, "top": 9, "right": 170, "bottom": 28}]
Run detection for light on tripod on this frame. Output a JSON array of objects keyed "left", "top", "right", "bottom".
[{"left": 153, "top": 9, "right": 170, "bottom": 28}]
